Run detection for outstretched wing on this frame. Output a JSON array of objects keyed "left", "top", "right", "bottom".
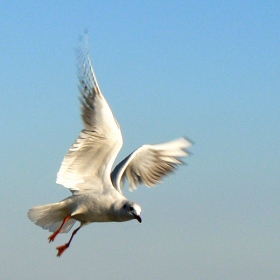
[
  {"left": 56, "top": 42, "right": 123, "bottom": 193},
  {"left": 111, "top": 138, "right": 191, "bottom": 192}
]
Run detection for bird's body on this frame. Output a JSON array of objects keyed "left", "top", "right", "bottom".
[{"left": 28, "top": 39, "right": 192, "bottom": 257}]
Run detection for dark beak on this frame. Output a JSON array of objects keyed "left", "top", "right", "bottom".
[{"left": 134, "top": 214, "right": 142, "bottom": 223}]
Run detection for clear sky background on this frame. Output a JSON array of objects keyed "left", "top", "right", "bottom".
[{"left": 1, "top": 1, "right": 280, "bottom": 279}]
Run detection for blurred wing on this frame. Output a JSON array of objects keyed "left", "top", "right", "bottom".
[
  {"left": 111, "top": 138, "right": 191, "bottom": 192},
  {"left": 56, "top": 43, "right": 123, "bottom": 193}
]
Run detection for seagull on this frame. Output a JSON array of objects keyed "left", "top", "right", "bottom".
[{"left": 27, "top": 41, "right": 192, "bottom": 257}]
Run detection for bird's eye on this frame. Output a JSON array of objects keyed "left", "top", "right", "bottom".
[
  {"left": 129, "top": 206, "right": 133, "bottom": 211},
  {"left": 123, "top": 204, "right": 126, "bottom": 209}
]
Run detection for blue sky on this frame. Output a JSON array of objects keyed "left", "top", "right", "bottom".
[{"left": 1, "top": 1, "right": 280, "bottom": 279}]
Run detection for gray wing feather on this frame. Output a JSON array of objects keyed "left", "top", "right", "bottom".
[
  {"left": 56, "top": 45, "right": 123, "bottom": 193},
  {"left": 111, "top": 138, "right": 192, "bottom": 192}
]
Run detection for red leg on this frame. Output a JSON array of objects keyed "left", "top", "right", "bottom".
[
  {"left": 56, "top": 225, "right": 82, "bottom": 257},
  {"left": 48, "top": 215, "right": 72, "bottom": 243}
]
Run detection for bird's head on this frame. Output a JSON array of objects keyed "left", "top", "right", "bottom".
[{"left": 121, "top": 201, "right": 142, "bottom": 223}]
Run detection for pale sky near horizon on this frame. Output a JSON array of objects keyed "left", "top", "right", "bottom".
[{"left": 1, "top": 1, "right": 280, "bottom": 279}]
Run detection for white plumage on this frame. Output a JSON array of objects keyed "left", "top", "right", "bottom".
[{"left": 28, "top": 39, "right": 192, "bottom": 257}]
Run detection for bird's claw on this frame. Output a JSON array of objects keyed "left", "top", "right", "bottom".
[{"left": 56, "top": 244, "right": 69, "bottom": 257}]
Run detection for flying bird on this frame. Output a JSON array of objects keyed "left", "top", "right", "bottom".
[{"left": 28, "top": 41, "right": 192, "bottom": 257}]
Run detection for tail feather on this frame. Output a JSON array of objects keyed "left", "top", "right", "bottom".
[{"left": 28, "top": 202, "right": 76, "bottom": 233}]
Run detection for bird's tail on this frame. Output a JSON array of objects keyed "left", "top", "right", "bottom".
[{"left": 28, "top": 202, "right": 76, "bottom": 233}]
